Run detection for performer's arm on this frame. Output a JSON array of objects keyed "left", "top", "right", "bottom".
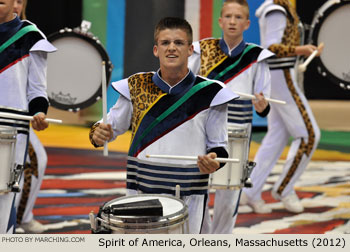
[{"left": 90, "top": 94, "right": 132, "bottom": 147}]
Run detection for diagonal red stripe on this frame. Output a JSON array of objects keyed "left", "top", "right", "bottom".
[{"left": 0, "top": 54, "right": 29, "bottom": 73}]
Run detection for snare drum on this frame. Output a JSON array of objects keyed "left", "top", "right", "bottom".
[
  {"left": 46, "top": 21, "right": 113, "bottom": 111},
  {"left": 308, "top": 0, "right": 350, "bottom": 90},
  {"left": 91, "top": 194, "right": 189, "bottom": 234},
  {"left": 209, "top": 126, "right": 254, "bottom": 189},
  {"left": 0, "top": 126, "right": 17, "bottom": 194}
]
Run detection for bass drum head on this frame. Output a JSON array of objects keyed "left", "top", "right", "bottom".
[
  {"left": 47, "top": 29, "right": 112, "bottom": 111},
  {"left": 309, "top": 0, "right": 350, "bottom": 90}
]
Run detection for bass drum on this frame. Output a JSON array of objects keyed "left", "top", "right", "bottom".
[
  {"left": 46, "top": 23, "right": 113, "bottom": 111},
  {"left": 308, "top": 0, "right": 350, "bottom": 90}
]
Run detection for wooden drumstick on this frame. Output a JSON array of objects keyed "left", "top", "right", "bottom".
[
  {"left": 298, "top": 42, "right": 324, "bottom": 72},
  {"left": 233, "top": 91, "right": 286, "bottom": 105},
  {"left": 146, "top": 154, "right": 240, "bottom": 163},
  {"left": 0, "top": 112, "right": 62, "bottom": 124},
  {"left": 102, "top": 61, "right": 108, "bottom": 156}
]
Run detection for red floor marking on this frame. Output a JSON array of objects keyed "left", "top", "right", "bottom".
[
  {"left": 35, "top": 195, "right": 119, "bottom": 205},
  {"left": 40, "top": 179, "right": 126, "bottom": 189},
  {"left": 34, "top": 206, "right": 100, "bottom": 216},
  {"left": 272, "top": 219, "right": 345, "bottom": 234},
  {"left": 45, "top": 168, "right": 126, "bottom": 175}
]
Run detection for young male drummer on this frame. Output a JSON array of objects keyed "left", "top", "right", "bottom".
[
  {"left": 188, "top": 0, "right": 273, "bottom": 233},
  {"left": 0, "top": 0, "right": 56, "bottom": 234},
  {"left": 90, "top": 17, "right": 239, "bottom": 234}
]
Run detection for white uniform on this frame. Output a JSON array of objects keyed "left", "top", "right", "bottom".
[
  {"left": 0, "top": 16, "right": 55, "bottom": 233},
  {"left": 94, "top": 70, "right": 238, "bottom": 234},
  {"left": 243, "top": 0, "right": 320, "bottom": 203},
  {"left": 188, "top": 38, "right": 273, "bottom": 233}
]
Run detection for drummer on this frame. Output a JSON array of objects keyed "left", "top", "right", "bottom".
[
  {"left": 0, "top": 0, "right": 56, "bottom": 234},
  {"left": 188, "top": 0, "right": 273, "bottom": 234},
  {"left": 242, "top": 0, "right": 322, "bottom": 214},
  {"left": 90, "top": 17, "right": 238, "bottom": 234}
]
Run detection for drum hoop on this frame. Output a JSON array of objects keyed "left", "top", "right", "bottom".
[
  {"left": 100, "top": 194, "right": 188, "bottom": 228},
  {"left": 308, "top": 0, "right": 350, "bottom": 89},
  {"left": 47, "top": 29, "right": 113, "bottom": 111},
  {"left": 99, "top": 212, "right": 189, "bottom": 231}
]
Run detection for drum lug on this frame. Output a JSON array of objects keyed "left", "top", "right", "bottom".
[
  {"left": 9, "top": 164, "right": 24, "bottom": 193},
  {"left": 243, "top": 161, "right": 256, "bottom": 188},
  {"left": 80, "top": 20, "right": 92, "bottom": 34}
]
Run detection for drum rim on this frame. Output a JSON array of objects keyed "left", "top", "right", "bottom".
[
  {"left": 100, "top": 215, "right": 188, "bottom": 233},
  {"left": 308, "top": 0, "right": 350, "bottom": 89},
  {"left": 47, "top": 29, "right": 113, "bottom": 111},
  {"left": 99, "top": 194, "right": 188, "bottom": 229}
]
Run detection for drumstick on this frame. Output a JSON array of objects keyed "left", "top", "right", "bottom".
[
  {"left": 298, "top": 42, "right": 324, "bottom": 72},
  {"left": 102, "top": 61, "right": 108, "bottom": 156},
  {"left": 0, "top": 112, "right": 62, "bottom": 124},
  {"left": 233, "top": 91, "right": 286, "bottom": 105},
  {"left": 146, "top": 154, "right": 240, "bottom": 163}
]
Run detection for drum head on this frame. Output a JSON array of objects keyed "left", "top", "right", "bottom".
[
  {"left": 47, "top": 29, "right": 112, "bottom": 111},
  {"left": 100, "top": 194, "right": 188, "bottom": 230},
  {"left": 309, "top": 1, "right": 350, "bottom": 89}
]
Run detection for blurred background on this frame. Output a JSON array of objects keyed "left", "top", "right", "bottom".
[{"left": 25, "top": 0, "right": 350, "bottom": 130}]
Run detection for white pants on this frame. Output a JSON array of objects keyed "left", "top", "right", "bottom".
[
  {"left": 126, "top": 189, "right": 207, "bottom": 234},
  {"left": 244, "top": 69, "right": 320, "bottom": 201},
  {"left": 0, "top": 133, "right": 28, "bottom": 233},
  {"left": 15, "top": 128, "right": 47, "bottom": 224},
  {"left": 201, "top": 189, "right": 241, "bottom": 234}
]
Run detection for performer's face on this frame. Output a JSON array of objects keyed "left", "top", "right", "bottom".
[
  {"left": 219, "top": 2, "right": 250, "bottom": 41},
  {"left": 153, "top": 28, "right": 194, "bottom": 74},
  {"left": 0, "top": 0, "right": 15, "bottom": 23}
]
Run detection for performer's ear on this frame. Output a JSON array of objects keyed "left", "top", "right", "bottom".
[{"left": 153, "top": 45, "right": 159, "bottom": 58}]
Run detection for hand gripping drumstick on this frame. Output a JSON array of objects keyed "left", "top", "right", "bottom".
[
  {"left": 233, "top": 91, "right": 286, "bottom": 105},
  {"left": 298, "top": 42, "right": 324, "bottom": 72},
  {"left": 146, "top": 154, "right": 240, "bottom": 163},
  {"left": 0, "top": 112, "right": 62, "bottom": 124},
  {"left": 102, "top": 61, "right": 108, "bottom": 156}
]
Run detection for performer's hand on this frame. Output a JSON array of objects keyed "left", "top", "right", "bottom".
[
  {"left": 197, "top": 152, "right": 220, "bottom": 174},
  {"left": 92, "top": 123, "right": 112, "bottom": 146},
  {"left": 31, "top": 112, "right": 49, "bottom": 131},
  {"left": 252, "top": 92, "right": 268, "bottom": 113}
]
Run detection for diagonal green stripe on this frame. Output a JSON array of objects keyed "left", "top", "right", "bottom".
[
  {"left": 214, "top": 44, "right": 257, "bottom": 80},
  {"left": 130, "top": 80, "right": 215, "bottom": 155},
  {"left": 0, "top": 25, "right": 39, "bottom": 54}
]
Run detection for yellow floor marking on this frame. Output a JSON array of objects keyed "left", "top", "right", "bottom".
[{"left": 36, "top": 124, "right": 350, "bottom": 161}]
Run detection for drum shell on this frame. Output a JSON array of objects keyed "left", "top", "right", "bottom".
[
  {"left": 95, "top": 194, "right": 189, "bottom": 234},
  {"left": 209, "top": 127, "right": 249, "bottom": 189},
  {"left": 0, "top": 126, "right": 17, "bottom": 194}
]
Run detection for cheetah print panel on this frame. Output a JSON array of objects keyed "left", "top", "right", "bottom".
[
  {"left": 128, "top": 73, "right": 164, "bottom": 140},
  {"left": 17, "top": 141, "right": 38, "bottom": 224},
  {"left": 268, "top": 0, "right": 300, "bottom": 57},
  {"left": 199, "top": 39, "right": 227, "bottom": 77},
  {"left": 276, "top": 69, "right": 316, "bottom": 196}
]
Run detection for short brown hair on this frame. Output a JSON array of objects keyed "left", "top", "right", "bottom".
[
  {"left": 221, "top": 0, "right": 250, "bottom": 19},
  {"left": 154, "top": 17, "right": 193, "bottom": 45}
]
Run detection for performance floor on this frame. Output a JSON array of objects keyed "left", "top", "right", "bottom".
[{"left": 15, "top": 124, "right": 350, "bottom": 234}]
